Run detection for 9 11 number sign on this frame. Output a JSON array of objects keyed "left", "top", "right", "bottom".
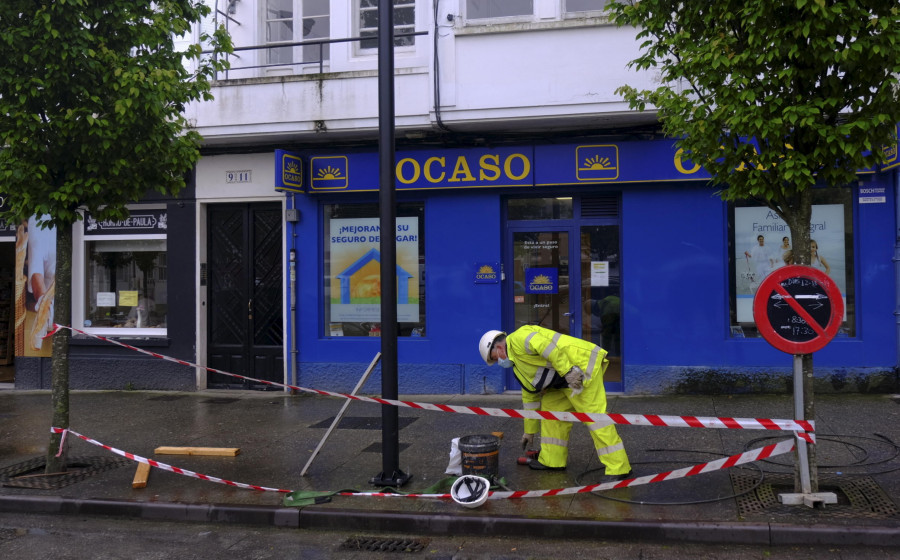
[{"left": 752, "top": 265, "right": 844, "bottom": 355}]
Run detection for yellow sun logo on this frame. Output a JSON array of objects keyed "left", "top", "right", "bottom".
[
  {"left": 583, "top": 155, "right": 614, "bottom": 170},
  {"left": 286, "top": 161, "right": 300, "bottom": 173},
  {"left": 478, "top": 265, "right": 495, "bottom": 274},
  {"left": 532, "top": 274, "right": 552, "bottom": 285},
  {"left": 317, "top": 166, "right": 343, "bottom": 180}
]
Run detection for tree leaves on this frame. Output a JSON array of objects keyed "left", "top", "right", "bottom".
[
  {"left": 607, "top": 0, "right": 900, "bottom": 226},
  {"left": 0, "top": 0, "right": 232, "bottom": 227}
]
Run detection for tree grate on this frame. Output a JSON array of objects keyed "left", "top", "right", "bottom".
[
  {"left": 0, "top": 456, "right": 132, "bottom": 490},
  {"left": 340, "top": 536, "right": 429, "bottom": 553},
  {"left": 732, "top": 472, "right": 900, "bottom": 519}
]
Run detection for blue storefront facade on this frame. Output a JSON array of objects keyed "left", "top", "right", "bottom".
[{"left": 278, "top": 136, "right": 899, "bottom": 396}]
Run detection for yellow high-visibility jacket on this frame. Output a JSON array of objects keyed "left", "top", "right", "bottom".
[{"left": 505, "top": 325, "right": 609, "bottom": 434}]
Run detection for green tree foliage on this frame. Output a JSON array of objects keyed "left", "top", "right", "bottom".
[
  {"left": 0, "top": 0, "right": 230, "bottom": 226},
  {"left": 609, "top": 0, "right": 900, "bottom": 251},
  {"left": 0, "top": 0, "right": 231, "bottom": 472},
  {"left": 608, "top": 0, "right": 900, "bottom": 493}
]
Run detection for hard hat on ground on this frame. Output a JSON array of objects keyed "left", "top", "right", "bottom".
[
  {"left": 450, "top": 475, "right": 491, "bottom": 508},
  {"left": 478, "top": 330, "right": 506, "bottom": 365}
]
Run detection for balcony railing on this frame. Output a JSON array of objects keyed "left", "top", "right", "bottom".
[{"left": 207, "top": 31, "right": 428, "bottom": 80}]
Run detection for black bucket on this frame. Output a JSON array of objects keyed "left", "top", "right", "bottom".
[{"left": 458, "top": 434, "right": 500, "bottom": 477}]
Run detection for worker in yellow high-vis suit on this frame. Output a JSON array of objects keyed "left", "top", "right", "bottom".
[{"left": 479, "top": 326, "right": 631, "bottom": 479}]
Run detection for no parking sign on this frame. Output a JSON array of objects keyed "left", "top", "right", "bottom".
[{"left": 752, "top": 265, "right": 844, "bottom": 354}]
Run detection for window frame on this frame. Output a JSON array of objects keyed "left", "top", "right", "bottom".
[
  {"left": 464, "top": 0, "right": 535, "bottom": 23},
  {"left": 727, "top": 187, "right": 856, "bottom": 340},
  {"left": 262, "top": 0, "right": 331, "bottom": 72},
  {"left": 73, "top": 205, "right": 169, "bottom": 338},
  {"left": 355, "top": 0, "right": 417, "bottom": 53},
  {"left": 321, "top": 201, "right": 426, "bottom": 338}
]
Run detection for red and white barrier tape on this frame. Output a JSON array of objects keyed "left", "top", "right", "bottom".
[
  {"left": 51, "top": 426, "right": 794, "bottom": 500},
  {"left": 343, "top": 438, "right": 797, "bottom": 500},
  {"left": 48, "top": 324, "right": 814, "bottom": 441},
  {"left": 50, "top": 427, "right": 292, "bottom": 494}
]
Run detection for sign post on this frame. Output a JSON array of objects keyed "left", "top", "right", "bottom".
[{"left": 753, "top": 265, "right": 843, "bottom": 507}]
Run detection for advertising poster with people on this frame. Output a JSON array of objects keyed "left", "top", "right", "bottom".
[
  {"left": 734, "top": 204, "right": 846, "bottom": 323},
  {"left": 15, "top": 215, "right": 56, "bottom": 357},
  {"left": 328, "top": 217, "right": 419, "bottom": 323}
]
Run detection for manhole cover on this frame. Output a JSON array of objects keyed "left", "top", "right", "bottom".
[
  {"left": 0, "top": 456, "right": 132, "bottom": 490},
  {"left": 732, "top": 472, "right": 899, "bottom": 519},
  {"left": 340, "top": 536, "right": 428, "bottom": 553}
]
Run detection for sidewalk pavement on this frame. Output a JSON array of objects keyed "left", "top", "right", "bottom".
[{"left": 1, "top": 388, "right": 900, "bottom": 546}]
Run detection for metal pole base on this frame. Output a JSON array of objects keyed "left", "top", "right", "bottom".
[
  {"left": 370, "top": 470, "right": 412, "bottom": 488},
  {"left": 777, "top": 492, "right": 838, "bottom": 508}
]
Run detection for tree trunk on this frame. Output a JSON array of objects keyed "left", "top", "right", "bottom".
[{"left": 45, "top": 222, "right": 72, "bottom": 473}]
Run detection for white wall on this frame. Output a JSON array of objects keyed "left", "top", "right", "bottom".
[{"left": 186, "top": 1, "right": 656, "bottom": 145}]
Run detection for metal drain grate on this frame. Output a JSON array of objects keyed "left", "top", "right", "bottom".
[
  {"left": 146, "top": 395, "right": 186, "bottom": 401},
  {"left": 0, "top": 456, "right": 132, "bottom": 490},
  {"left": 340, "top": 536, "right": 428, "bottom": 553},
  {"left": 732, "top": 472, "right": 900, "bottom": 519}
]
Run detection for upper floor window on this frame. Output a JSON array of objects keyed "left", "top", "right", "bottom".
[
  {"left": 359, "top": 0, "right": 416, "bottom": 50},
  {"left": 265, "top": 0, "right": 330, "bottom": 67},
  {"left": 564, "top": 0, "right": 609, "bottom": 15},
  {"left": 466, "top": 0, "right": 533, "bottom": 20}
]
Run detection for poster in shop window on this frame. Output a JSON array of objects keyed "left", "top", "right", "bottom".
[
  {"left": 328, "top": 217, "right": 420, "bottom": 322},
  {"left": 14, "top": 214, "right": 56, "bottom": 357},
  {"left": 734, "top": 204, "right": 846, "bottom": 323}
]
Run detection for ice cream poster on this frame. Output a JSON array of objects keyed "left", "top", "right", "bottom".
[
  {"left": 734, "top": 204, "right": 846, "bottom": 323},
  {"left": 328, "top": 217, "right": 419, "bottom": 322}
]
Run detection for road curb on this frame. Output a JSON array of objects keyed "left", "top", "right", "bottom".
[{"left": 2, "top": 495, "right": 899, "bottom": 547}]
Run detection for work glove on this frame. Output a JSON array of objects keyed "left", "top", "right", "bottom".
[
  {"left": 521, "top": 432, "right": 535, "bottom": 450},
  {"left": 564, "top": 366, "right": 584, "bottom": 390}
]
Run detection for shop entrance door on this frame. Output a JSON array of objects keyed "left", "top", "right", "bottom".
[
  {"left": 504, "top": 199, "right": 622, "bottom": 391},
  {"left": 207, "top": 203, "right": 283, "bottom": 389}
]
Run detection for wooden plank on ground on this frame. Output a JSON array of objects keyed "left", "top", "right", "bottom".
[
  {"left": 132, "top": 462, "right": 151, "bottom": 489},
  {"left": 153, "top": 446, "right": 240, "bottom": 457}
]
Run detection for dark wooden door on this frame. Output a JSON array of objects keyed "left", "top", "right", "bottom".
[{"left": 207, "top": 203, "right": 283, "bottom": 389}]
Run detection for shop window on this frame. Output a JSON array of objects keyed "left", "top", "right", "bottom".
[
  {"left": 77, "top": 209, "right": 168, "bottom": 334},
  {"left": 466, "top": 0, "right": 533, "bottom": 20},
  {"left": 323, "top": 202, "right": 425, "bottom": 337},
  {"left": 265, "top": 0, "right": 330, "bottom": 66},
  {"left": 728, "top": 188, "right": 855, "bottom": 338},
  {"left": 358, "top": 0, "right": 416, "bottom": 50}
]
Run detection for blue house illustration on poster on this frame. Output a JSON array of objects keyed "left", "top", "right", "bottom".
[{"left": 336, "top": 248, "right": 413, "bottom": 304}]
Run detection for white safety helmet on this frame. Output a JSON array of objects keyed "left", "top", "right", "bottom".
[
  {"left": 450, "top": 475, "right": 491, "bottom": 508},
  {"left": 478, "top": 330, "right": 506, "bottom": 365}
]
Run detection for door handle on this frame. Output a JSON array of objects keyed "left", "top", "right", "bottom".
[
  {"left": 248, "top": 298, "right": 253, "bottom": 320},
  {"left": 563, "top": 312, "right": 573, "bottom": 317}
]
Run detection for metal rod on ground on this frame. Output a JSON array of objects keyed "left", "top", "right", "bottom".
[{"left": 300, "top": 353, "right": 381, "bottom": 477}]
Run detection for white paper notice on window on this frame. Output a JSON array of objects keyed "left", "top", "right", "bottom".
[
  {"left": 96, "top": 292, "right": 116, "bottom": 307},
  {"left": 591, "top": 261, "right": 609, "bottom": 287}
]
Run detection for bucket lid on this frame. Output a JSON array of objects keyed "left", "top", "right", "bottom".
[
  {"left": 450, "top": 475, "right": 490, "bottom": 508},
  {"left": 457, "top": 434, "right": 499, "bottom": 451}
]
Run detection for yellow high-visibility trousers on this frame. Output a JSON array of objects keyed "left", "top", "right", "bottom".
[{"left": 536, "top": 380, "right": 631, "bottom": 475}]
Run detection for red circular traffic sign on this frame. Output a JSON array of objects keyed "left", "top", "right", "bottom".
[{"left": 752, "top": 265, "right": 844, "bottom": 354}]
